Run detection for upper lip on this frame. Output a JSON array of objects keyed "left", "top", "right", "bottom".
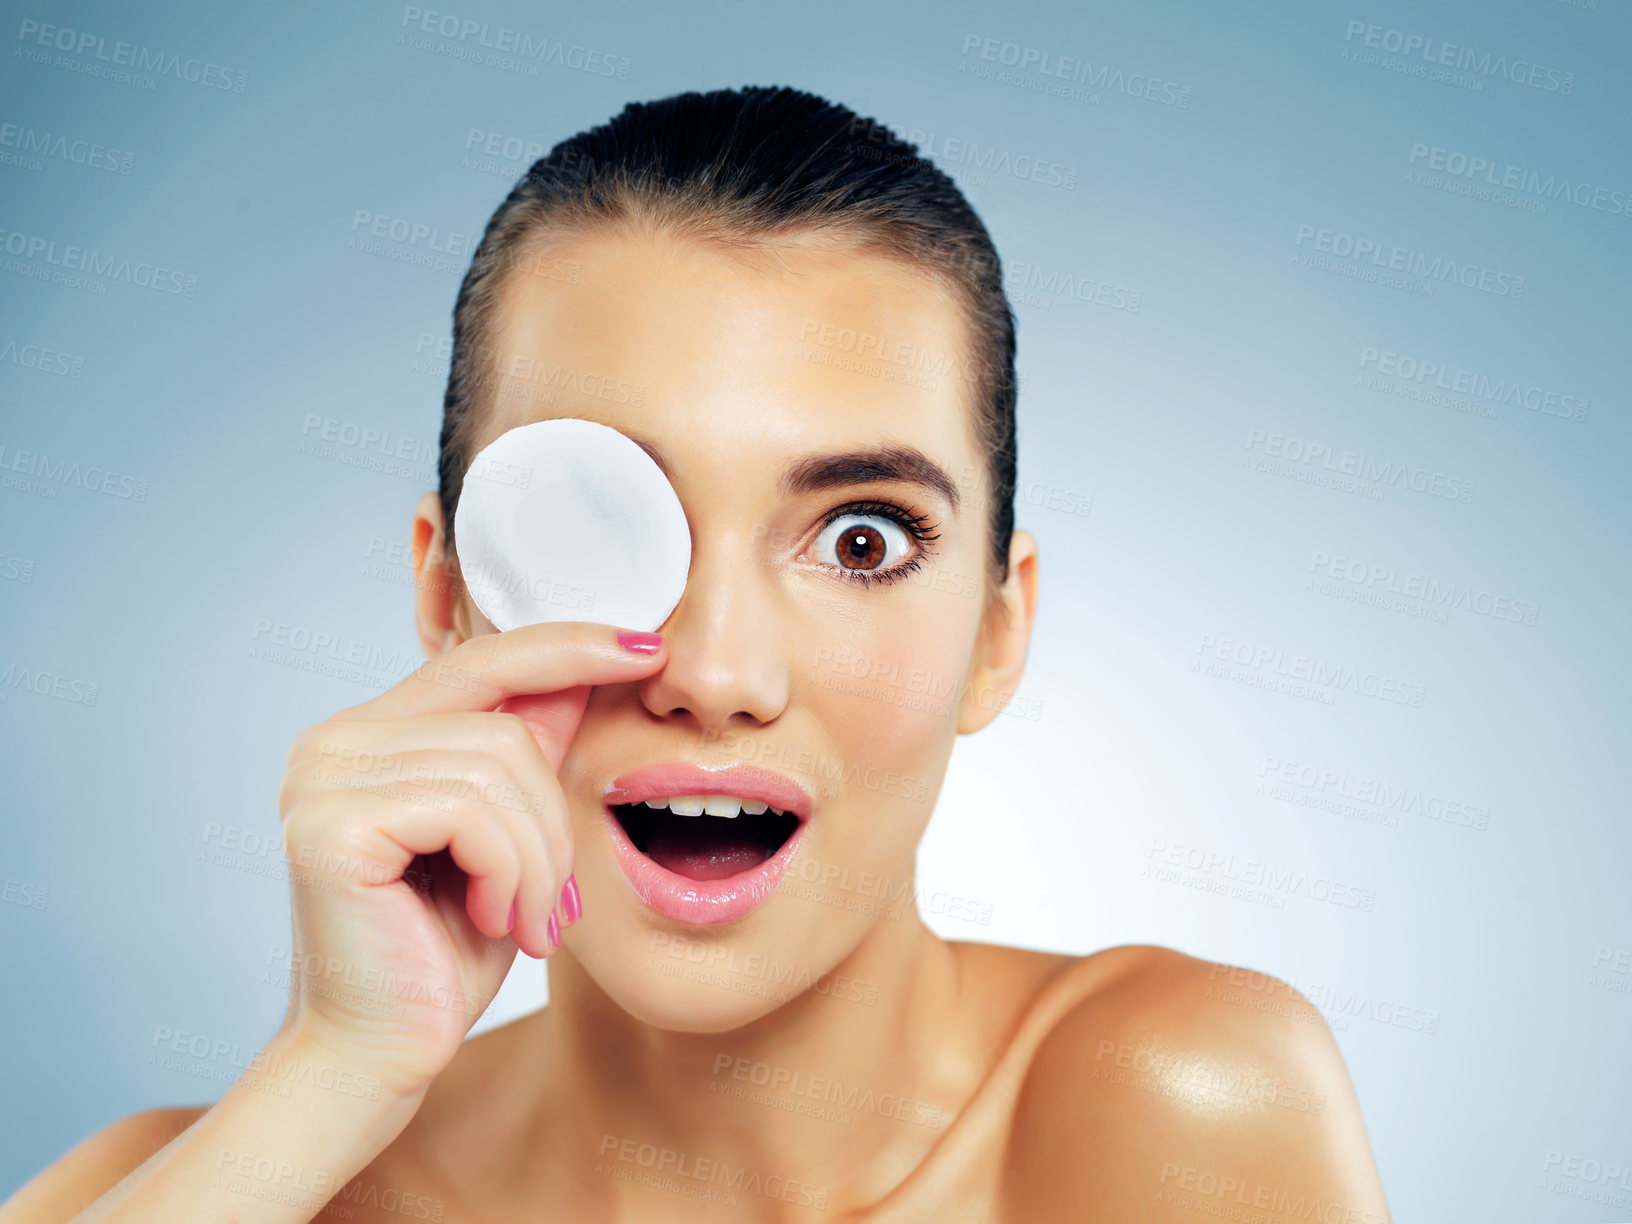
[{"left": 604, "top": 761, "right": 813, "bottom": 822}]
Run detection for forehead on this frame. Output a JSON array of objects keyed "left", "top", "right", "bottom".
[{"left": 469, "top": 224, "right": 982, "bottom": 485}]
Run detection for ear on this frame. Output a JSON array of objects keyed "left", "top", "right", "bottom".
[
  {"left": 957, "top": 529, "right": 1039, "bottom": 735},
  {"left": 411, "top": 491, "right": 472, "bottom": 660}
]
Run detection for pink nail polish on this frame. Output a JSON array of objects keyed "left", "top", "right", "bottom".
[
  {"left": 547, "top": 910, "right": 561, "bottom": 949},
  {"left": 617, "top": 631, "right": 663, "bottom": 655},
  {"left": 561, "top": 874, "right": 582, "bottom": 924},
  {"left": 506, "top": 901, "right": 516, "bottom": 932}
]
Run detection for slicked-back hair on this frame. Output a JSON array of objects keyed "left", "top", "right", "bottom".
[{"left": 437, "top": 84, "right": 1019, "bottom": 587}]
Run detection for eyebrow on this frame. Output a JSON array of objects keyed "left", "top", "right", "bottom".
[
  {"left": 630, "top": 436, "right": 961, "bottom": 514},
  {"left": 781, "top": 445, "right": 961, "bottom": 514}
]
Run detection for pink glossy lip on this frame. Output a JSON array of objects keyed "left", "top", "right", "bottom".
[{"left": 602, "top": 761, "right": 813, "bottom": 926}]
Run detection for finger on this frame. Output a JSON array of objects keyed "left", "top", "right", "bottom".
[
  {"left": 498, "top": 688, "right": 591, "bottom": 776},
  {"left": 335, "top": 622, "right": 666, "bottom": 726},
  {"left": 471, "top": 754, "right": 568, "bottom": 960},
  {"left": 300, "top": 744, "right": 572, "bottom": 956},
  {"left": 388, "top": 746, "right": 569, "bottom": 959},
  {"left": 467, "top": 723, "right": 578, "bottom": 921},
  {"left": 286, "top": 709, "right": 562, "bottom": 773},
  {"left": 282, "top": 787, "right": 518, "bottom": 939}
]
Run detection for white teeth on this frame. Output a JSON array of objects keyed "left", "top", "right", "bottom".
[{"left": 634, "top": 794, "right": 785, "bottom": 818}]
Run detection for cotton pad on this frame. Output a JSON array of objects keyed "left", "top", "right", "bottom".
[{"left": 454, "top": 418, "right": 691, "bottom": 633}]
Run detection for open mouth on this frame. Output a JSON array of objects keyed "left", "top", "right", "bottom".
[
  {"left": 611, "top": 796, "right": 801, "bottom": 882},
  {"left": 602, "top": 763, "right": 814, "bottom": 925}
]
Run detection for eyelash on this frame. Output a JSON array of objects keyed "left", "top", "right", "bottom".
[{"left": 814, "top": 499, "right": 942, "bottom": 589}]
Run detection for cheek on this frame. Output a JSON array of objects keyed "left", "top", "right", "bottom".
[{"left": 803, "top": 591, "right": 974, "bottom": 814}]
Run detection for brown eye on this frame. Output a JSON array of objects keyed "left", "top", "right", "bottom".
[
  {"left": 838, "top": 526, "right": 884, "bottom": 569},
  {"left": 814, "top": 513, "right": 910, "bottom": 574}
]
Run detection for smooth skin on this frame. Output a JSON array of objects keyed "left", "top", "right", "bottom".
[{"left": 4, "top": 222, "right": 1391, "bottom": 1223}]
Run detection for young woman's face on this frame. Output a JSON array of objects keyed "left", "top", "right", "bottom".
[{"left": 440, "top": 224, "right": 1028, "bottom": 1031}]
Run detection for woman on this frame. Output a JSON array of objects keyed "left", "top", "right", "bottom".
[{"left": 6, "top": 85, "right": 1390, "bottom": 1222}]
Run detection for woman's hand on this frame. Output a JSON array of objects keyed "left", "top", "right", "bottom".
[{"left": 272, "top": 622, "right": 665, "bottom": 1099}]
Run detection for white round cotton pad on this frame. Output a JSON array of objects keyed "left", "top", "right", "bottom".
[{"left": 454, "top": 418, "right": 691, "bottom": 633}]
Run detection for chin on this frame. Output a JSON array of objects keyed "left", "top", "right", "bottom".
[
  {"left": 553, "top": 741, "right": 935, "bottom": 1028},
  {"left": 564, "top": 895, "right": 874, "bottom": 1034}
]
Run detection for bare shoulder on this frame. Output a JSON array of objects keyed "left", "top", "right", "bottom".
[
  {"left": 0, "top": 1104, "right": 208, "bottom": 1222},
  {"left": 1000, "top": 944, "right": 1392, "bottom": 1223}
]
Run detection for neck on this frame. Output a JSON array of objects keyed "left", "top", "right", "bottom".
[{"left": 519, "top": 893, "right": 972, "bottom": 1215}]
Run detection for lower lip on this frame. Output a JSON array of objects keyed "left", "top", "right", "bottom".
[{"left": 601, "top": 805, "right": 807, "bottom": 926}]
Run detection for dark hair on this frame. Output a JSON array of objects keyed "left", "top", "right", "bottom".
[{"left": 438, "top": 84, "right": 1018, "bottom": 586}]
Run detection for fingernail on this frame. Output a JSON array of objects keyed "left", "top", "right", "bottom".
[
  {"left": 506, "top": 901, "right": 516, "bottom": 932},
  {"left": 561, "top": 874, "right": 582, "bottom": 924},
  {"left": 617, "top": 631, "right": 663, "bottom": 655},
  {"left": 547, "top": 910, "right": 561, "bottom": 949}
]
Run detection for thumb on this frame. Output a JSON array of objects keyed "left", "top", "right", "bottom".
[{"left": 498, "top": 687, "right": 593, "bottom": 775}]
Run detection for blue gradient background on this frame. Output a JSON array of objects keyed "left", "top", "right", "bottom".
[{"left": 3, "top": 1, "right": 1628, "bottom": 1217}]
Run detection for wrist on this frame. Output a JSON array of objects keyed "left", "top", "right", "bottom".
[{"left": 264, "top": 1023, "right": 432, "bottom": 1126}]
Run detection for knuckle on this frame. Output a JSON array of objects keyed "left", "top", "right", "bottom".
[
  {"left": 459, "top": 756, "right": 509, "bottom": 798},
  {"left": 489, "top": 712, "right": 532, "bottom": 756},
  {"left": 286, "top": 796, "right": 376, "bottom": 865},
  {"left": 287, "top": 719, "right": 342, "bottom": 770},
  {"left": 278, "top": 760, "right": 333, "bottom": 819},
  {"left": 441, "top": 773, "right": 502, "bottom": 825},
  {"left": 496, "top": 761, "right": 542, "bottom": 815},
  {"left": 285, "top": 725, "right": 318, "bottom": 771},
  {"left": 507, "top": 769, "right": 559, "bottom": 832},
  {"left": 276, "top": 770, "right": 302, "bottom": 818},
  {"left": 479, "top": 826, "right": 522, "bottom": 882},
  {"left": 279, "top": 798, "right": 323, "bottom": 856}
]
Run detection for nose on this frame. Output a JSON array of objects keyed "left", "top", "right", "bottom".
[{"left": 636, "top": 527, "right": 790, "bottom": 733}]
